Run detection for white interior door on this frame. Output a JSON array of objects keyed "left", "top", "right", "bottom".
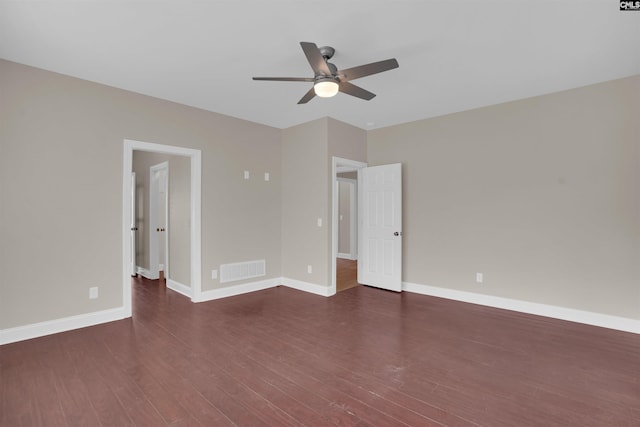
[
  {"left": 157, "top": 168, "right": 167, "bottom": 274},
  {"left": 358, "top": 163, "right": 402, "bottom": 291},
  {"left": 149, "top": 161, "right": 168, "bottom": 280},
  {"left": 130, "top": 172, "right": 137, "bottom": 276}
]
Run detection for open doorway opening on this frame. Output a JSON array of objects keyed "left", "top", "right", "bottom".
[
  {"left": 122, "top": 139, "right": 202, "bottom": 318},
  {"left": 336, "top": 176, "right": 357, "bottom": 292},
  {"left": 331, "top": 157, "right": 367, "bottom": 294}
]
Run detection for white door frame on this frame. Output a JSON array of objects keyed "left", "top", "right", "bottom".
[
  {"left": 122, "top": 139, "right": 202, "bottom": 317},
  {"left": 149, "top": 161, "right": 169, "bottom": 280},
  {"left": 331, "top": 156, "right": 367, "bottom": 295}
]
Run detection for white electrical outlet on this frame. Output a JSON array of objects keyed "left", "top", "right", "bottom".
[
  {"left": 89, "top": 287, "right": 99, "bottom": 299},
  {"left": 307, "top": 265, "right": 313, "bottom": 274},
  {"left": 211, "top": 269, "right": 218, "bottom": 279},
  {"left": 476, "top": 273, "right": 483, "bottom": 283}
]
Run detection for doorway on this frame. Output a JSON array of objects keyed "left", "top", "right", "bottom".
[
  {"left": 331, "top": 157, "right": 367, "bottom": 294},
  {"left": 336, "top": 177, "right": 357, "bottom": 292},
  {"left": 122, "top": 139, "right": 202, "bottom": 318},
  {"left": 332, "top": 157, "right": 404, "bottom": 295}
]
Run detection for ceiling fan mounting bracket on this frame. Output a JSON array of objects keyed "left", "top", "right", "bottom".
[{"left": 318, "top": 46, "right": 335, "bottom": 60}]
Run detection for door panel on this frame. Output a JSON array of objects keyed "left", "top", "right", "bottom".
[
  {"left": 130, "top": 172, "right": 137, "bottom": 276},
  {"left": 359, "top": 163, "right": 402, "bottom": 291}
]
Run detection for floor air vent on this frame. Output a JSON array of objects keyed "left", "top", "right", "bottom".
[{"left": 220, "top": 259, "right": 266, "bottom": 283}]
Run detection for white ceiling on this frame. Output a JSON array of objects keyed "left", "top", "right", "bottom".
[{"left": 1, "top": 1, "right": 639, "bottom": 130}]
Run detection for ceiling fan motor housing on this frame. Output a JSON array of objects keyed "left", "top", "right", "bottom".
[{"left": 317, "top": 62, "right": 339, "bottom": 80}]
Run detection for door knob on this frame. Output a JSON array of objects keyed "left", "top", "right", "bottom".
[{"left": 394, "top": 231, "right": 402, "bottom": 236}]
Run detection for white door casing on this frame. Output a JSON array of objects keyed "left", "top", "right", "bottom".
[
  {"left": 359, "top": 163, "right": 402, "bottom": 292},
  {"left": 123, "top": 139, "right": 202, "bottom": 317}
]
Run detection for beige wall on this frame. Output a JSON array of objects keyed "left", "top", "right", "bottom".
[
  {"left": 328, "top": 118, "right": 368, "bottom": 162},
  {"left": 280, "top": 117, "right": 366, "bottom": 287},
  {"left": 367, "top": 76, "right": 640, "bottom": 319},
  {"left": 0, "top": 59, "right": 282, "bottom": 329},
  {"left": 132, "top": 151, "right": 190, "bottom": 286},
  {"left": 281, "top": 118, "right": 329, "bottom": 285}
]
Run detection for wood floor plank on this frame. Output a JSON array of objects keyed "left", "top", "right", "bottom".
[
  {"left": 197, "top": 323, "right": 360, "bottom": 426},
  {"left": 131, "top": 323, "right": 272, "bottom": 427},
  {"left": 1, "top": 349, "right": 41, "bottom": 426},
  {"left": 226, "top": 333, "right": 425, "bottom": 427},
  {"left": 47, "top": 332, "right": 104, "bottom": 426},
  {"left": 125, "top": 344, "right": 234, "bottom": 426},
  {"left": 62, "top": 329, "right": 136, "bottom": 426}
]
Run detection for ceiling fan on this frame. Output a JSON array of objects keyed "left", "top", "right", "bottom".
[{"left": 253, "top": 42, "right": 399, "bottom": 104}]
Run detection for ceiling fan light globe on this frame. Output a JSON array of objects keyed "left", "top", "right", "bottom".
[{"left": 314, "top": 80, "right": 339, "bottom": 98}]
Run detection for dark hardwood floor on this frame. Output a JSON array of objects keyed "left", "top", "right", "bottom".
[
  {"left": 336, "top": 258, "right": 358, "bottom": 293},
  {"left": 2, "top": 277, "right": 639, "bottom": 426}
]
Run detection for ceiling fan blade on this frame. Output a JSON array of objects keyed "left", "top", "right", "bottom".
[
  {"left": 338, "top": 58, "right": 399, "bottom": 82},
  {"left": 338, "top": 82, "right": 376, "bottom": 100},
  {"left": 300, "top": 42, "right": 332, "bottom": 76},
  {"left": 253, "top": 77, "right": 315, "bottom": 82},
  {"left": 297, "top": 87, "right": 316, "bottom": 104}
]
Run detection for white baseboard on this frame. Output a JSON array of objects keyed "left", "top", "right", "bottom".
[
  {"left": 166, "top": 278, "right": 191, "bottom": 298},
  {"left": 194, "top": 276, "right": 333, "bottom": 302},
  {"left": 281, "top": 277, "right": 334, "bottom": 297},
  {"left": 6, "top": 278, "right": 633, "bottom": 346},
  {"left": 402, "top": 281, "right": 640, "bottom": 334},
  {"left": 337, "top": 253, "right": 355, "bottom": 260},
  {"left": 0, "top": 307, "right": 129, "bottom": 345},
  {"left": 194, "top": 278, "right": 280, "bottom": 303}
]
